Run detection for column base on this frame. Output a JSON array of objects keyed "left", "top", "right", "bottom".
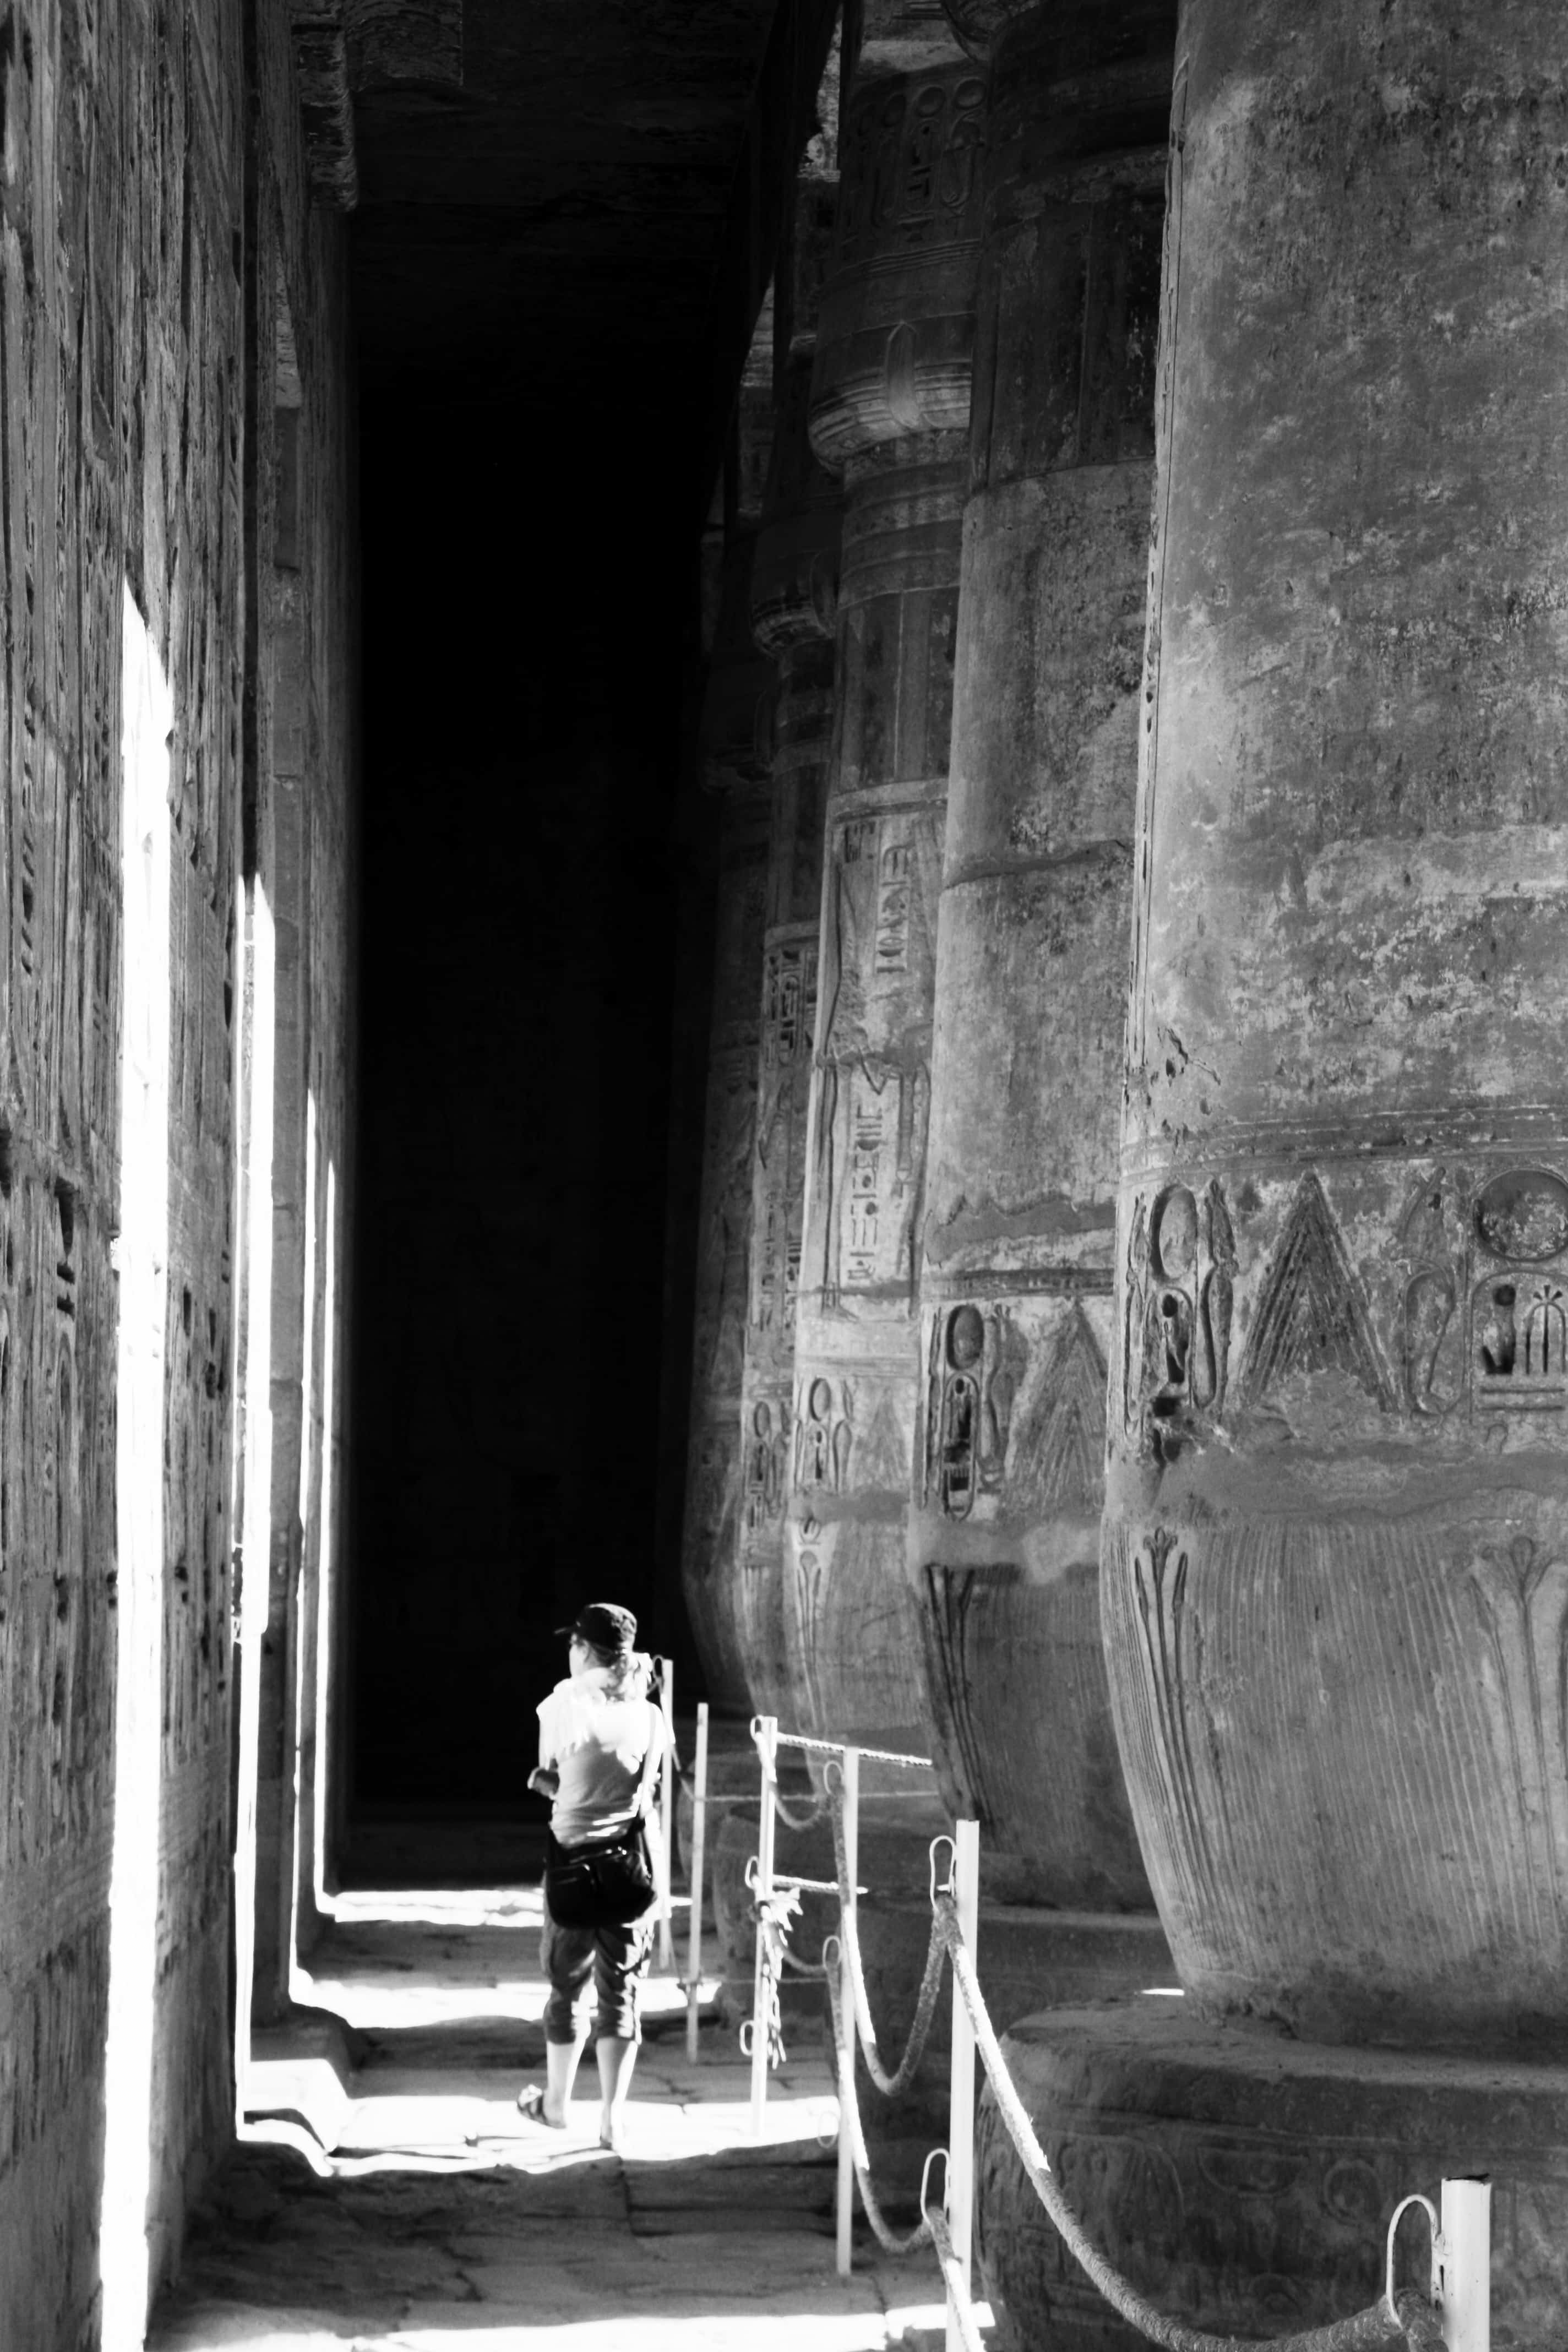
[
  {"left": 978, "top": 2003, "right": 1568, "bottom": 2352},
  {"left": 853, "top": 1906, "right": 1173, "bottom": 2209}
]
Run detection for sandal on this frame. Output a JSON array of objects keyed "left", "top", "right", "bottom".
[{"left": 516, "top": 2084, "right": 566, "bottom": 2130}]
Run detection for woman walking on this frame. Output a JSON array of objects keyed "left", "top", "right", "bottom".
[{"left": 519, "top": 1602, "right": 667, "bottom": 2151}]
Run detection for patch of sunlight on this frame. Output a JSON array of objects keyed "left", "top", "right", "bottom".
[{"left": 388, "top": 2320, "right": 897, "bottom": 2350}]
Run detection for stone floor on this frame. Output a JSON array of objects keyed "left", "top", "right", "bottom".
[{"left": 147, "top": 1882, "right": 986, "bottom": 2351}]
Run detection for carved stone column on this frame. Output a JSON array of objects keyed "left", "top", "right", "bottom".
[
  {"left": 786, "top": 14, "right": 983, "bottom": 1779},
  {"left": 984, "top": 4, "right": 1568, "bottom": 2342},
  {"left": 680, "top": 508, "right": 774, "bottom": 1716},
  {"left": 914, "top": 0, "right": 1173, "bottom": 1917},
  {"left": 739, "top": 189, "right": 842, "bottom": 1720}
]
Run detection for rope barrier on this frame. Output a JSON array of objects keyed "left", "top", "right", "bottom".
[
  {"left": 739, "top": 1719, "right": 1453, "bottom": 2352},
  {"left": 826, "top": 1787, "right": 947, "bottom": 2097},
  {"left": 822, "top": 1946, "right": 935, "bottom": 2258},
  {"left": 930, "top": 1889, "right": 1429, "bottom": 2352},
  {"left": 771, "top": 1729, "right": 933, "bottom": 1769}
]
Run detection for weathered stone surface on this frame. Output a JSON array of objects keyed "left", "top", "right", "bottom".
[
  {"left": 737, "top": 181, "right": 843, "bottom": 1721},
  {"left": 978, "top": 2005, "right": 1568, "bottom": 2352},
  {"left": 1107, "top": 0, "right": 1568, "bottom": 2057},
  {"left": 682, "top": 514, "right": 775, "bottom": 1715},
  {"left": 248, "top": 101, "right": 360, "bottom": 2026},
  {"left": 784, "top": 20, "right": 983, "bottom": 1782},
  {"left": 913, "top": 0, "right": 1172, "bottom": 1911}
]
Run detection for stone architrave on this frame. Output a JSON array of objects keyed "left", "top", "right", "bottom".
[
  {"left": 739, "top": 189, "right": 843, "bottom": 1722},
  {"left": 786, "top": 8, "right": 983, "bottom": 1785},
  {"left": 914, "top": 0, "right": 1173, "bottom": 1914},
  {"left": 985, "top": 4, "right": 1568, "bottom": 2342},
  {"left": 680, "top": 520, "right": 775, "bottom": 1717}
]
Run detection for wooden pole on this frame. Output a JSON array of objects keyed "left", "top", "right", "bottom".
[
  {"left": 835, "top": 1746, "right": 860, "bottom": 2278},
  {"left": 749, "top": 1714, "right": 778, "bottom": 2138},
  {"left": 685, "top": 1702, "right": 709, "bottom": 2064},
  {"left": 946, "top": 1818, "right": 980, "bottom": 2352},
  {"left": 657, "top": 1656, "right": 676, "bottom": 1972}
]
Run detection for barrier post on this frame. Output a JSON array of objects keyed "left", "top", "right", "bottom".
[
  {"left": 1439, "top": 2178, "right": 1490, "bottom": 2352},
  {"left": 685, "top": 1701, "right": 709, "bottom": 2064},
  {"left": 658, "top": 1656, "right": 676, "bottom": 1972},
  {"left": 946, "top": 1818, "right": 980, "bottom": 2352},
  {"left": 750, "top": 1713, "right": 778, "bottom": 2137},
  {"left": 835, "top": 1745, "right": 860, "bottom": 2279}
]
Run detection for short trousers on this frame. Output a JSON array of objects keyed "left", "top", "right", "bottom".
[{"left": 540, "top": 1897, "right": 654, "bottom": 2045}]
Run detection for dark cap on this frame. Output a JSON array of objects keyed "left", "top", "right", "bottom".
[{"left": 556, "top": 1602, "right": 637, "bottom": 1656}]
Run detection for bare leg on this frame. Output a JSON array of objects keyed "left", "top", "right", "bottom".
[
  {"left": 543, "top": 2025, "right": 589, "bottom": 2127},
  {"left": 596, "top": 2033, "right": 638, "bottom": 2149}
]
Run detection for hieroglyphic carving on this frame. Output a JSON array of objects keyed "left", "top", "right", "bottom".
[
  {"left": 1396, "top": 1169, "right": 1461, "bottom": 1415},
  {"left": 793, "top": 1373, "right": 852, "bottom": 1492},
  {"left": 1471, "top": 1169, "right": 1568, "bottom": 1414},
  {"left": 1240, "top": 1172, "right": 1391, "bottom": 1409},
  {"left": 835, "top": 73, "right": 984, "bottom": 265},
  {"left": 1123, "top": 1177, "right": 1234, "bottom": 1450},
  {"left": 750, "top": 943, "right": 816, "bottom": 1342},
  {"left": 743, "top": 1400, "right": 788, "bottom": 1532},
  {"left": 922, "top": 1303, "right": 1025, "bottom": 1517}
]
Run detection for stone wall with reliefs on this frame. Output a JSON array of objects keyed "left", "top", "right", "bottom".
[
  {"left": 0, "top": 0, "right": 356, "bottom": 2342},
  {"left": 248, "top": 0, "right": 360, "bottom": 2022}
]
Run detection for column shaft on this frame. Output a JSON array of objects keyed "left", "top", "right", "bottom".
[{"left": 916, "top": 0, "right": 1173, "bottom": 1909}]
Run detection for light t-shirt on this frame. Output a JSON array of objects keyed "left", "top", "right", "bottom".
[{"left": 537, "top": 1670, "right": 662, "bottom": 1849}]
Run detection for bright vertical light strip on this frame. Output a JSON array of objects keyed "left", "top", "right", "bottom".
[
  {"left": 288, "top": 1090, "right": 318, "bottom": 1968},
  {"left": 100, "top": 582, "right": 172, "bottom": 2350},
  {"left": 231, "top": 875, "right": 276, "bottom": 2124},
  {"left": 311, "top": 1157, "right": 337, "bottom": 1910}
]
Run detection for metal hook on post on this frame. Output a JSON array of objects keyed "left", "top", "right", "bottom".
[
  {"left": 1384, "top": 2193, "right": 1442, "bottom": 2326},
  {"left": 929, "top": 1835, "right": 956, "bottom": 1903}
]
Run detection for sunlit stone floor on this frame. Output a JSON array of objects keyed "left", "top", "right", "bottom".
[{"left": 146, "top": 1883, "right": 986, "bottom": 2351}]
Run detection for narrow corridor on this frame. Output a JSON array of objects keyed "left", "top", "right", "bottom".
[{"left": 145, "top": 1884, "right": 971, "bottom": 2352}]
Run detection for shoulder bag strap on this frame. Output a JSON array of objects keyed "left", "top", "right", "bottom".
[{"left": 632, "top": 1698, "right": 665, "bottom": 1823}]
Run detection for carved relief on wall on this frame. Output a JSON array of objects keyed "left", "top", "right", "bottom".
[
  {"left": 1467, "top": 1533, "right": 1568, "bottom": 1936},
  {"left": 750, "top": 943, "right": 815, "bottom": 1345},
  {"left": 817, "top": 1056, "right": 928, "bottom": 1302},
  {"left": 1471, "top": 1169, "right": 1568, "bottom": 1415},
  {"left": 743, "top": 1398, "right": 789, "bottom": 1533},
  {"left": 793, "top": 1372, "right": 852, "bottom": 1493},
  {"left": 835, "top": 72, "right": 985, "bottom": 267},
  {"left": 1122, "top": 1178, "right": 1234, "bottom": 1452},
  {"left": 923, "top": 1303, "right": 1019, "bottom": 1518},
  {"left": 1240, "top": 1171, "right": 1393, "bottom": 1411},
  {"left": 1389, "top": 1162, "right": 1568, "bottom": 1423}
]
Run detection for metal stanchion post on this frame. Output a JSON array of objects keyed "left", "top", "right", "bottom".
[
  {"left": 658, "top": 1656, "right": 676, "bottom": 1972},
  {"left": 946, "top": 1818, "right": 980, "bottom": 2352},
  {"left": 685, "top": 1702, "right": 709, "bottom": 2064},
  {"left": 1439, "top": 2177, "right": 1490, "bottom": 2352},
  {"left": 835, "top": 1746, "right": 860, "bottom": 2279},
  {"left": 749, "top": 1713, "right": 778, "bottom": 2138}
]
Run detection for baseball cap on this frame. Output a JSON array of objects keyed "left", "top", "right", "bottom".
[{"left": 556, "top": 1602, "right": 637, "bottom": 1655}]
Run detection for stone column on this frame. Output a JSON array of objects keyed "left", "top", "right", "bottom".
[
  {"left": 680, "top": 495, "right": 775, "bottom": 1716},
  {"left": 985, "top": 5, "right": 1568, "bottom": 2342},
  {"left": 786, "top": 13, "right": 983, "bottom": 1777},
  {"left": 738, "top": 191, "right": 842, "bottom": 1722},
  {"left": 915, "top": 0, "right": 1173, "bottom": 1921}
]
